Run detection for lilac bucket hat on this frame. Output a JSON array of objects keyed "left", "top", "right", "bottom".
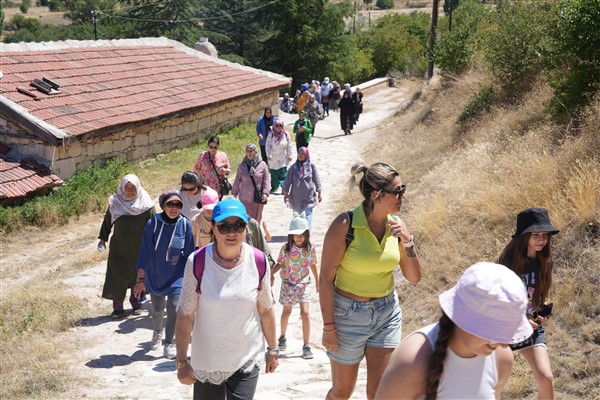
[{"left": 439, "top": 262, "right": 533, "bottom": 344}]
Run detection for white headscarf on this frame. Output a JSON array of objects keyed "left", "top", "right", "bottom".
[{"left": 108, "top": 174, "right": 154, "bottom": 224}]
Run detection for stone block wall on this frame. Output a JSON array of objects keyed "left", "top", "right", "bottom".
[{"left": 1, "top": 89, "right": 280, "bottom": 179}]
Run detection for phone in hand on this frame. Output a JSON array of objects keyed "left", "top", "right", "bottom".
[{"left": 532, "top": 303, "right": 554, "bottom": 318}]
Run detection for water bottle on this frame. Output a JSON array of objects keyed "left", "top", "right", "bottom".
[
  {"left": 97, "top": 243, "right": 107, "bottom": 254},
  {"left": 285, "top": 199, "right": 290, "bottom": 208}
]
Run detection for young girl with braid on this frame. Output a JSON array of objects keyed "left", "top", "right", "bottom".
[{"left": 375, "top": 262, "right": 533, "bottom": 400}]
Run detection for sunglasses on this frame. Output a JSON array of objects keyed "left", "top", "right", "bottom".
[
  {"left": 180, "top": 186, "right": 196, "bottom": 192},
  {"left": 209, "top": 145, "right": 219, "bottom": 150},
  {"left": 381, "top": 184, "right": 407, "bottom": 198},
  {"left": 216, "top": 221, "right": 247, "bottom": 234},
  {"left": 165, "top": 202, "right": 183, "bottom": 209}
]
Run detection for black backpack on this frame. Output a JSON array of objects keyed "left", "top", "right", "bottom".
[{"left": 344, "top": 211, "right": 354, "bottom": 249}]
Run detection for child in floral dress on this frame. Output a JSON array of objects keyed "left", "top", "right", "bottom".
[{"left": 271, "top": 212, "right": 319, "bottom": 359}]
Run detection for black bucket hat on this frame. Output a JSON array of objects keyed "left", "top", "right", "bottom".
[{"left": 512, "top": 208, "right": 560, "bottom": 238}]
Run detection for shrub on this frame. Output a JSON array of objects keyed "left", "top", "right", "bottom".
[
  {"left": 546, "top": 0, "right": 600, "bottom": 115},
  {"left": 479, "top": 1, "right": 549, "bottom": 92},
  {"left": 376, "top": 0, "right": 394, "bottom": 9},
  {"left": 19, "top": 0, "right": 31, "bottom": 13},
  {"left": 457, "top": 84, "right": 494, "bottom": 123},
  {"left": 436, "top": 0, "right": 488, "bottom": 75}
]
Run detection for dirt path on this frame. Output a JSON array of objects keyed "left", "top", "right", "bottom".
[{"left": 2, "top": 81, "right": 421, "bottom": 399}]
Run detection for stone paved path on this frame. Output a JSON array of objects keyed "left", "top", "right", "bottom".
[{"left": 62, "top": 82, "right": 419, "bottom": 400}]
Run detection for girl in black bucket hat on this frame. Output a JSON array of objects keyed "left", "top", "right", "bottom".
[{"left": 498, "top": 207, "right": 559, "bottom": 399}]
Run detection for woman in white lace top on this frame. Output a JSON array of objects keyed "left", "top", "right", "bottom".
[{"left": 175, "top": 198, "right": 278, "bottom": 399}]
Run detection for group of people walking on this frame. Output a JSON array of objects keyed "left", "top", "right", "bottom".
[
  {"left": 281, "top": 78, "right": 364, "bottom": 136},
  {"left": 97, "top": 100, "right": 558, "bottom": 399}
]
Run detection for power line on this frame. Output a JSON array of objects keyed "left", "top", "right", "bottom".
[{"left": 99, "top": 0, "right": 279, "bottom": 24}]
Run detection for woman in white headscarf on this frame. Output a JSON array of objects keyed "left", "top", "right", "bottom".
[{"left": 98, "top": 174, "right": 155, "bottom": 319}]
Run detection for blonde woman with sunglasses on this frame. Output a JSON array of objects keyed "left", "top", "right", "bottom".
[
  {"left": 320, "top": 162, "right": 422, "bottom": 399},
  {"left": 175, "top": 198, "right": 278, "bottom": 399}
]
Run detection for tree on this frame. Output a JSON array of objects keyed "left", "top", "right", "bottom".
[
  {"left": 20, "top": 0, "right": 31, "bottom": 14},
  {"left": 258, "top": 0, "right": 354, "bottom": 87},
  {"left": 376, "top": 0, "right": 394, "bottom": 9},
  {"left": 125, "top": 0, "right": 204, "bottom": 47},
  {"left": 200, "top": 0, "right": 268, "bottom": 66},
  {"left": 54, "top": 0, "right": 119, "bottom": 23}
]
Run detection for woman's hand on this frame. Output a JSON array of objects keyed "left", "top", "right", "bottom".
[
  {"left": 177, "top": 363, "right": 196, "bottom": 385},
  {"left": 265, "top": 353, "right": 279, "bottom": 373},
  {"left": 133, "top": 281, "right": 146, "bottom": 299},
  {"left": 262, "top": 194, "right": 268, "bottom": 202},
  {"left": 387, "top": 217, "right": 411, "bottom": 243},
  {"left": 317, "top": 192, "right": 322, "bottom": 203},
  {"left": 322, "top": 329, "right": 339, "bottom": 353},
  {"left": 258, "top": 134, "right": 264, "bottom": 141}
]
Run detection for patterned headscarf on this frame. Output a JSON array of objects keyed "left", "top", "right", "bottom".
[{"left": 244, "top": 143, "right": 262, "bottom": 175}]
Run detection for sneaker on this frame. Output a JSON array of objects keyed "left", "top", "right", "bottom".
[
  {"left": 278, "top": 336, "right": 287, "bottom": 351},
  {"left": 132, "top": 307, "right": 143, "bottom": 316},
  {"left": 302, "top": 344, "right": 313, "bottom": 359},
  {"left": 164, "top": 343, "right": 176, "bottom": 360},
  {"left": 110, "top": 310, "right": 125, "bottom": 319},
  {"left": 151, "top": 332, "right": 162, "bottom": 350}
]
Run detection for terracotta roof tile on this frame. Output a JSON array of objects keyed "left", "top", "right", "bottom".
[
  {"left": 0, "top": 155, "right": 63, "bottom": 202},
  {"left": 2, "top": 40, "right": 289, "bottom": 139}
]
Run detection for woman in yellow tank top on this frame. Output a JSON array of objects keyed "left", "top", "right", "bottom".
[{"left": 319, "top": 162, "right": 422, "bottom": 399}]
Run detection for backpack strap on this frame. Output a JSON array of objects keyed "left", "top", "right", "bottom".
[
  {"left": 194, "top": 245, "right": 267, "bottom": 294},
  {"left": 193, "top": 245, "right": 208, "bottom": 294},
  {"left": 345, "top": 211, "right": 354, "bottom": 249},
  {"left": 253, "top": 246, "right": 267, "bottom": 291}
]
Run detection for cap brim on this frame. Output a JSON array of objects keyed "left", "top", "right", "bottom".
[
  {"left": 439, "top": 288, "right": 533, "bottom": 344},
  {"left": 203, "top": 203, "right": 217, "bottom": 210},
  {"left": 512, "top": 224, "right": 560, "bottom": 238},
  {"left": 288, "top": 229, "right": 307, "bottom": 235},
  {"left": 162, "top": 195, "right": 182, "bottom": 205},
  {"left": 213, "top": 211, "right": 249, "bottom": 223}
]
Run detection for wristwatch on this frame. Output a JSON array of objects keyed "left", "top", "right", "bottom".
[
  {"left": 401, "top": 234, "right": 415, "bottom": 248},
  {"left": 176, "top": 359, "right": 188, "bottom": 370},
  {"left": 266, "top": 347, "right": 279, "bottom": 357}
]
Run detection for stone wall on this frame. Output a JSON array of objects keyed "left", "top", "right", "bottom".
[{"left": 1, "top": 89, "right": 280, "bottom": 179}]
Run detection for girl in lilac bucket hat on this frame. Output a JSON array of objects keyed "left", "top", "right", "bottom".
[{"left": 376, "top": 262, "right": 532, "bottom": 400}]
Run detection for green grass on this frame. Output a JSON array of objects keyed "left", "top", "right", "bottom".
[{"left": 0, "top": 123, "right": 258, "bottom": 233}]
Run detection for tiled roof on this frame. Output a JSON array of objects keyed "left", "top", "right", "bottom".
[
  {"left": 0, "top": 38, "right": 290, "bottom": 142},
  {"left": 0, "top": 153, "right": 63, "bottom": 203}
]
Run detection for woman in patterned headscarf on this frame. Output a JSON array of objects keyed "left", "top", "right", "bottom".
[
  {"left": 98, "top": 174, "right": 155, "bottom": 319},
  {"left": 232, "top": 144, "right": 271, "bottom": 222}
]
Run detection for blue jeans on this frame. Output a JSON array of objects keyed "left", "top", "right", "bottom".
[
  {"left": 193, "top": 364, "right": 259, "bottom": 399},
  {"left": 150, "top": 293, "right": 179, "bottom": 344}
]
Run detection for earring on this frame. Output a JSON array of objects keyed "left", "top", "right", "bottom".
[{"left": 376, "top": 198, "right": 381, "bottom": 203}]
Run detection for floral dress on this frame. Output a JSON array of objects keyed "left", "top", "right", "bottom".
[{"left": 194, "top": 150, "right": 230, "bottom": 194}]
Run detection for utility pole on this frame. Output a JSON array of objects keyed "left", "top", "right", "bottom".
[
  {"left": 91, "top": 10, "right": 98, "bottom": 40},
  {"left": 427, "top": 0, "right": 439, "bottom": 79},
  {"left": 353, "top": 0, "right": 356, "bottom": 34}
]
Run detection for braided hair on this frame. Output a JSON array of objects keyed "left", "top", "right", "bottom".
[
  {"left": 349, "top": 162, "right": 399, "bottom": 216},
  {"left": 424, "top": 313, "right": 455, "bottom": 400}
]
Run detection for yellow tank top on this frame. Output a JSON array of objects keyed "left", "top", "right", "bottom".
[{"left": 335, "top": 204, "right": 400, "bottom": 297}]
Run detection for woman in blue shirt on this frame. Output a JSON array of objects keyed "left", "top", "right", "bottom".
[{"left": 134, "top": 192, "right": 195, "bottom": 360}]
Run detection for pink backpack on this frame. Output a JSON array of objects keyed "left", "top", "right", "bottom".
[{"left": 193, "top": 245, "right": 267, "bottom": 293}]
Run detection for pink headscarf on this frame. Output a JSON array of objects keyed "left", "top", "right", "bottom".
[{"left": 295, "top": 147, "right": 311, "bottom": 178}]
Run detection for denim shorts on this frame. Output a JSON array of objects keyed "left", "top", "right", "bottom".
[
  {"left": 327, "top": 290, "right": 402, "bottom": 365},
  {"left": 510, "top": 325, "right": 547, "bottom": 351}
]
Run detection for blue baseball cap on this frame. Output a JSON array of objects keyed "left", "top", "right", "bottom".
[{"left": 211, "top": 198, "right": 249, "bottom": 223}]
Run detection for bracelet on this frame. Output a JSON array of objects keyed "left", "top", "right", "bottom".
[
  {"left": 323, "top": 328, "right": 337, "bottom": 333},
  {"left": 136, "top": 280, "right": 144, "bottom": 284},
  {"left": 176, "top": 359, "right": 188, "bottom": 370},
  {"left": 401, "top": 235, "right": 415, "bottom": 248},
  {"left": 323, "top": 322, "right": 336, "bottom": 326}
]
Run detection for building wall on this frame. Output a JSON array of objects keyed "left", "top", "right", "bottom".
[{"left": 1, "top": 90, "right": 280, "bottom": 179}]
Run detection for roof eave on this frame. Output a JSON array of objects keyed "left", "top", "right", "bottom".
[{"left": 0, "top": 98, "right": 67, "bottom": 147}]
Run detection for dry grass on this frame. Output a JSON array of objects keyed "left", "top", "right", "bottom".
[{"left": 359, "top": 73, "right": 600, "bottom": 398}]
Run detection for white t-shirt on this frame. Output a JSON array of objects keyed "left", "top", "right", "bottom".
[
  {"left": 415, "top": 323, "right": 498, "bottom": 400},
  {"left": 177, "top": 243, "right": 274, "bottom": 384}
]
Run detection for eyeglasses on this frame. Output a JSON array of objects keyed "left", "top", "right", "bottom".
[
  {"left": 216, "top": 221, "right": 247, "bottom": 234},
  {"left": 165, "top": 202, "right": 183, "bottom": 209},
  {"left": 381, "top": 184, "right": 407, "bottom": 198},
  {"left": 209, "top": 145, "right": 218, "bottom": 150}
]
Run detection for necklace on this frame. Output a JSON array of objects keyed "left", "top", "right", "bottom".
[{"left": 214, "top": 243, "right": 242, "bottom": 263}]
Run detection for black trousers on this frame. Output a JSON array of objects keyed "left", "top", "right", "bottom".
[{"left": 193, "top": 364, "right": 259, "bottom": 400}]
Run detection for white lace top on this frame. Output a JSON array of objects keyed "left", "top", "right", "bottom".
[{"left": 177, "top": 243, "right": 274, "bottom": 384}]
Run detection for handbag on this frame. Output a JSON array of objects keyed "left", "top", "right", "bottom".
[
  {"left": 208, "top": 152, "right": 231, "bottom": 196},
  {"left": 250, "top": 175, "right": 267, "bottom": 204}
]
